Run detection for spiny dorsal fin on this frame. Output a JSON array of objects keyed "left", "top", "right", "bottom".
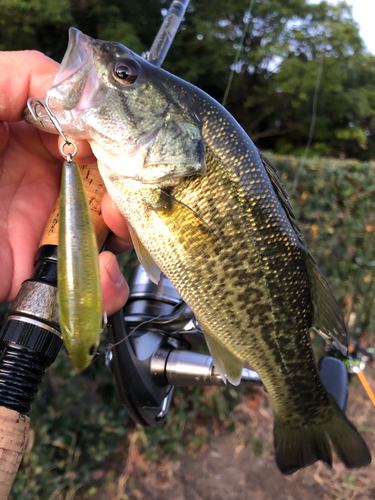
[
  {"left": 259, "top": 151, "right": 306, "bottom": 246},
  {"left": 127, "top": 223, "right": 161, "bottom": 285},
  {"left": 259, "top": 152, "right": 348, "bottom": 356},
  {"left": 306, "top": 254, "right": 348, "bottom": 356},
  {"left": 202, "top": 326, "right": 243, "bottom": 386}
]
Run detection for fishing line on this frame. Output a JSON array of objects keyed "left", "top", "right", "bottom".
[
  {"left": 222, "top": 0, "right": 255, "bottom": 108},
  {"left": 91, "top": 300, "right": 186, "bottom": 365},
  {"left": 290, "top": 55, "right": 324, "bottom": 196}
]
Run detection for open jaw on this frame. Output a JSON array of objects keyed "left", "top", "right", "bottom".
[
  {"left": 23, "top": 28, "right": 95, "bottom": 133},
  {"left": 47, "top": 28, "right": 94, "bottom": 111},
  {"left": 24, "top": 28, "right": 106, "bottom": 140}
]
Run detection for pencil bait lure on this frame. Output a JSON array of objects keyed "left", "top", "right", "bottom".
[
  {"left": 58, "top": 150, "right": 103, "bottom": 371},
  {"left": 27, "top": 97, "right": 103, "bottom": 371}
]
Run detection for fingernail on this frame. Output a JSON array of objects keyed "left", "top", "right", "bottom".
[{"left": 106, "top": 255, "right": 125, "bottom": 286}]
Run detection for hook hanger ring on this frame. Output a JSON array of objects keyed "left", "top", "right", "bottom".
[{"left": 60, "top": 141, "right": 78, "bottom": 159}]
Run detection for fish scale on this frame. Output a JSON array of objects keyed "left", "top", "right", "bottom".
[{"left": 25, "top": 27, "right": 371, "bottom": 475}]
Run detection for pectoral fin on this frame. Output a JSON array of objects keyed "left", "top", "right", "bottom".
[
  {"left": 306, "top": 254, "right": 348, "bottom": 356},
  {"left": 151, "top": 191, "right": 219, "bottom": 265},
  {"left": 127, "top": 223, "right": 161, "bottom": 285},
  {"left": 202, "top": 327, "right": 243, "bottom": 386}
]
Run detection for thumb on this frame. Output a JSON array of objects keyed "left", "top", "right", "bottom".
[{"left": 99, "top": 251, "right": 129, "bottom": 316}]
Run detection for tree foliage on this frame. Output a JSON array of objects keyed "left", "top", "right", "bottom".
[{"left": 1, "top": 0, "right": 375, "bottom": 159}]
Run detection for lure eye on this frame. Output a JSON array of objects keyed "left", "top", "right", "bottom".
[
  {"left": 89, "top": 344, "right": 96, "bottom": 356},
  {"left": 113, "top": 61, "right": 138, "bottom": 84}
]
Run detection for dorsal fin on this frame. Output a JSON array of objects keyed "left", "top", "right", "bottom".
[
  {"left": 259, "top": 151, "right": 306, "bottom": 246},
  {"left": 258, "top": 153, "right": 348, "bottom": 355},
  {"left": 306, "top": 254, "right": 348, "bottom": 356}
]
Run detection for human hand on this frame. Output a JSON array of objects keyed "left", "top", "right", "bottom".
[{"left": 0, "top": 50, "right": 132, "bottom": 313}]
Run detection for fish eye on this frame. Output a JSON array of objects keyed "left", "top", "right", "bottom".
[{"left": 113, "top": 60, "right": 138, "bottom": 85}]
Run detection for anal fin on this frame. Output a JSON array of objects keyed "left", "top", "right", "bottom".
[{"left": 202, "top": 327, "right": 243, "bottom": 386}]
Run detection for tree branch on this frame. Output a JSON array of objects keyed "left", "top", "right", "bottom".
[{"left": 250, "top": 127, "right": 291, "bottom": 141}]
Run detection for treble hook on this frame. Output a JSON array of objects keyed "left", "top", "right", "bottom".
[{"left": 26, "top": 96, "right": 77, "bottom": 159}]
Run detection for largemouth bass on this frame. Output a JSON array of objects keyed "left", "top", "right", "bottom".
[{"left": 25, "top": 28, "right": 371, "bottom": 474}]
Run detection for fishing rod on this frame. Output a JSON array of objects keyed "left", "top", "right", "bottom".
[{"left": 144, "top": 0, "right": 190, "bottom": 66}]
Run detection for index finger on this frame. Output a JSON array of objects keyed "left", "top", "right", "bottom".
[{"left": 0, "top": 50, "right": 59, "bottom": 122}]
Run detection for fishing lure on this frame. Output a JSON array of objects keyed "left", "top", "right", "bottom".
[
  {"left": 58, "top": 148, "right": 103, "bottom": 371},
  {"left": 27, "top": 97, "right": 103, "bottom": 371}
]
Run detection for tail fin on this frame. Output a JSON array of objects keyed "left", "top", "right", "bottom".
[
  {"left": 326, "top": 406, "right": 372, "bottom": 469},
  {"left": 274, "top": 399, "right": 371, "bottom": 475}
]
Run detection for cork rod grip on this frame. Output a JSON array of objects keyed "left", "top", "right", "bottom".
[
  {"left": 40, "top": 162, "right": 110, "bottom": 249},
  {"left": 0, "top": 408, "right": 30, "bottom": 500}
]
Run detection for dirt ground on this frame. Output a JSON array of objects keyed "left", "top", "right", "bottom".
[{"left": 83, "top": 366, "right": 375, "bottom": 500}]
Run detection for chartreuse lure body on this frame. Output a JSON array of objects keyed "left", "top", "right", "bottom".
[{"left": 58, "top": 158, "right": 102, "bottom": 371}]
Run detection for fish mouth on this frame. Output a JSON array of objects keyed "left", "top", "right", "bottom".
[
  {"left": 47, "top": 28, "right": 94, "bottom": 111},
  {"left": 55, "top": 28, "right": 92, "bottom": 87},
  {"left": 24, "top": 28, "right": 94, "bottom": 132}
]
